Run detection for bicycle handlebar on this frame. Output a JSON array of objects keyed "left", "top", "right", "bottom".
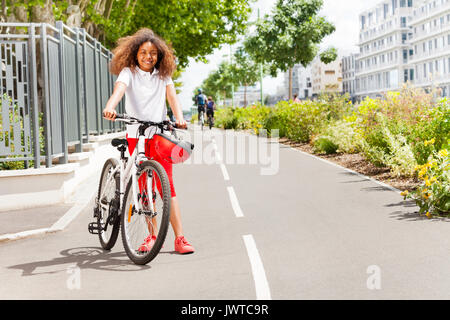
[{"left": 112, "top": 113, "right": 187, "bottom": 131}]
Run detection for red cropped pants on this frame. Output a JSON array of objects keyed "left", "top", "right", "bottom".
[{"left": 126, "top": 135, "right": 176, "bottom": 198}]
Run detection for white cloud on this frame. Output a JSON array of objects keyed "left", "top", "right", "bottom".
[{"left": 177, "top": 0, "right": 377, "bottom": 110}]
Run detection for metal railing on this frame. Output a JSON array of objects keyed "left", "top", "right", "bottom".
[{"left": 0, "top": 21, "right": 125, "bottom": 169}]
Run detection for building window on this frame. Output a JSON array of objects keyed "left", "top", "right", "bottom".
[{"left": 401, "top": 17, "right": 407, "bottom": 27}]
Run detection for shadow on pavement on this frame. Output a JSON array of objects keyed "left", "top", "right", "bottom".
[
  {"left": 387, "top": 200, "right": 450, "bottom": 222},
  {"left": 8, "top": 247, "right": 150, "bottom": 276}
]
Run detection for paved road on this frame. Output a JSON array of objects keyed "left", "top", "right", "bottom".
[{"left": 1, "top": 126, "right": 450, "bottom": 300}]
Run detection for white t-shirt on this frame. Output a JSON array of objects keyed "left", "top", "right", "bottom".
[{"left": 116, "top": 66, "right": 174, "bottom": 138}]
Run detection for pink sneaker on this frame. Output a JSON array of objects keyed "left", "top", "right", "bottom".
[
  {"left": 175, "top": 236, "right": 195, "bottom": 254},
  {"left": 137, "top": 235, "right": 156, "bottom": 253}
]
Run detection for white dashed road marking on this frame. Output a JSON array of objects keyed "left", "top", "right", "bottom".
[{"left": 243, "top": 234, "right": 272, "bottom": 300}]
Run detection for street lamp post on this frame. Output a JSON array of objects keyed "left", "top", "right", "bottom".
[
  {"left": 258, "top": 8, "right": 264, "bottom": 105},
  {"left": 230, "top": 44, "right": 235, "bottom": 107}
]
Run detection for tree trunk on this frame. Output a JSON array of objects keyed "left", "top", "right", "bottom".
[
  {"left": 31, "top": 0, "right": 55, "bottom": 25},
  {"left": 288, "top": 67, "right": 293, "bottom": 101},
  {"left": 244, "top": 84, "right": 247, "bottom": 107}
]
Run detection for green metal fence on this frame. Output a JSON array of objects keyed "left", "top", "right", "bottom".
[{"left": 0, "top": 22, "right": 125, "bottom": 168}]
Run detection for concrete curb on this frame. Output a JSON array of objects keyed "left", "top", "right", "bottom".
[
  {"left": 280, "top": 142, "right": 402, "bottom": 194},
  {"left": 0, "top": 193, "right": 95, "bottom": 244}
]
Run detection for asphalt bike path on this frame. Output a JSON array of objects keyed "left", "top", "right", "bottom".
[
  {"left": 1, "top": 126, "right": 450, "bottom": 299},
  {"left": 222, "top": 129, "right": 450, "bottom": 299},
  {"left": 0, "top": 126, "right": 255, "bottom": 299}
]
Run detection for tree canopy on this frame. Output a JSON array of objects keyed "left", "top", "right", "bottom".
[
  {"left": 2, "top": 0, "right": 253, "bottom": 68},
  {"left": 197, "top": 61, "right": 239, "bottom": 103},
  {"left": 244, "top": 0, "right": 337, "bottom": 76},
  {"left": 129, "top": 0, "right": 253, "bottom": 68}
]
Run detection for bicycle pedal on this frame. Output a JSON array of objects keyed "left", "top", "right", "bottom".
[{"left": 88, "top": 222, "right": 101, "bottom": 235}]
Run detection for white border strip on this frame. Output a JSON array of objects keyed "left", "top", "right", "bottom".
[
  {"left": 0, "top": 228, "right": 49, "bottom": 243},
  {"left": 227, "top": 186, "right": 244, "bottom": 218},
  {"left": 281, "top": 143, "right": 401, "bottom": 194},
  {"left": 0, "top": 189, "right": 95, "bottom": 243},
  {"left": 243, "top": 234, "right": 272, "bottom": 300}
]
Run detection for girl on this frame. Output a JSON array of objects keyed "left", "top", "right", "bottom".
[{"left": 103, "top": 28, "right": 194, "bottom": 254}]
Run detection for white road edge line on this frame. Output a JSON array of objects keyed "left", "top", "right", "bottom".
[
  {"left": 220, "top": 164, "right": 230, "bottom": 181},
  {"left": 48, "top": 199, "right": 94, "bottom": 233},
  {"left": 227, "top": 186, "right": 244, "bottom": 218},
  {"left": 281, "top": 143, "right": 402, "bottom": 194},
  {"left": 243, "top": 234, "right": 272, "bottom": 300},
  {"left": 212, "top": 141, "right": 230, "bottom": 181}
]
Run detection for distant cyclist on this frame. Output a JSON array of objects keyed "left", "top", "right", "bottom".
[
  {"left": 194, "top": 88, "right": 207, "bottom": 122},
  {"left": 206, "top": 96, "right": 215, "bottom": 122}
]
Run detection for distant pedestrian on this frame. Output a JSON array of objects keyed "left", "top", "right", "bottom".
[{"left": 293, "top": 93, "right": 300, "bottom": 103}]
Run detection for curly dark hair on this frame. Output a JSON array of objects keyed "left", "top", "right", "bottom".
[{"left": 110, "top": 28, "right": 176, "bottom": 79}]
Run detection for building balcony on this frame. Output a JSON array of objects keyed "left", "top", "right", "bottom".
[
  {"left": 411, "top": 1, "right": 450, "bottom": 25},
  {"left": 410, "top": 47, "right": 450, "bottom": 64},
  {"left": 357, "top": 39, "right": 411, "bottom": 60},
  {"left": 414, "top": 72, "right": 450, "bottom": 87},
  {"left": 358, "top": 24, "right": 411, "bottom": 45},
  {"left": 412, "top": 24, "right": 450, "bottom": 43},
  {"left": 355, "top": 61, "right": 406, "bottom": 77}
]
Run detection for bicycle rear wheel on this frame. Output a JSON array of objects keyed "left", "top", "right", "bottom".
[
  {"left": 96, "top": 158, "right": 121, "bottom": 250},
  {"left": 121, "top": 160, "right": 171, "bottom": 265}
]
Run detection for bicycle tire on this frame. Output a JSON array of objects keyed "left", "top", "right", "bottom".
[
  {"left": 96, "top": 158, "right": 121, "bottom": 250},
  {"left": 121, "top": 160, "right": 171, "bottom": 265}
]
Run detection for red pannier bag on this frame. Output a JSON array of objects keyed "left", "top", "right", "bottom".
[{"left": 150, "top": 133, "right": 194, "bottom": 164}]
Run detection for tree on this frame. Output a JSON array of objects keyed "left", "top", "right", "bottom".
[
  {"left": 244, "top": 0, "right": 337, "bottom": 100},
  {"left": 129, "top": 0, "right": 252, "bottom": 68},
  {"left": 197, "top": 61, "right": 239, "bottom": 105},
  {"left": 233, "top": 47, "right": 267, "bottom": 106},
  {"left": 1, "top": 0, "right": 252, "bottom": 70}
]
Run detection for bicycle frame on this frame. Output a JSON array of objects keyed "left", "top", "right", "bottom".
[{"left": 102, "top": 126, "right": 157, "bottom": 218}]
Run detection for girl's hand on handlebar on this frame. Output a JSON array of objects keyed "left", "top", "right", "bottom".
[
  {"left": 175, "top": 119, "right": 187, "bottom": 129},
  {"left": 103, "top": 107, "right": 117, "bottom": 121}
]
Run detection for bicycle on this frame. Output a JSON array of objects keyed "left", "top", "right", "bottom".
[
  {"left": 199, "top": 109, "right": 205, "bottom": 131},
  {"left": 207, "top": 112, "right": 214, "bottom": 130},
  {"left": 88, "top": 113, "right": 193, "bottom": 265}
]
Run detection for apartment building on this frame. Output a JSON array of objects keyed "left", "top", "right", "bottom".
[
  {"left": 355, "top": 0, "right": 416, "bottom": 100},
  {"left": 311, "top": 56, "right": 343, "bottom": 97},
  {"left": 297, "top": 64, "right": 313, "bottom": 99},
  {"left": 342, "top": 54, "right": 359, "bottom": 100},
  {"left": 283, "top": 64, "right": 301, "bottom": 97},
  {"left": 233, "top": 85, "right": 261, "bottom": 107},
  {"left": 409, "top": 0, "right": 450, "bottom": 96}
]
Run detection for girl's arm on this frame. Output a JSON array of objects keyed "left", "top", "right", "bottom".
[
  {"left": 166, "top": 83, "right": 187, "bottom": 129},
  {"left": 103, "top": 82, "right": 127, "bottom": 120}
]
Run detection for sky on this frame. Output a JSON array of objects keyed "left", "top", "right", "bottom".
[{"left": 178, "top": 0, "right": 377, "bottom": 110}]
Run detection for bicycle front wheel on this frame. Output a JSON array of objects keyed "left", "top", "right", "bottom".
[{"left": 121, "top": 160, "right": 171, "bottom": 265}]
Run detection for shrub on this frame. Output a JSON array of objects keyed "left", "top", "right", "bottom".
[
  {"left": 313, "top": 136, "right": 339, "bottom": 155},
  {"left": 323, "top": 119, "right": 360, "bottom": 154},
  {"left": 215, "top": 107, "right": 238, "bottom": 130}
]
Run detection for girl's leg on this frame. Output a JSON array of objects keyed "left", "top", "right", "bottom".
[{"left": 169, "top": 197, "right": 183, "bottom": 238}]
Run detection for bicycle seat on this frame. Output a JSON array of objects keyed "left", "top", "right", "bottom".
[{"left": 111, "top": 138, "right": 128, "bottom": 147}]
